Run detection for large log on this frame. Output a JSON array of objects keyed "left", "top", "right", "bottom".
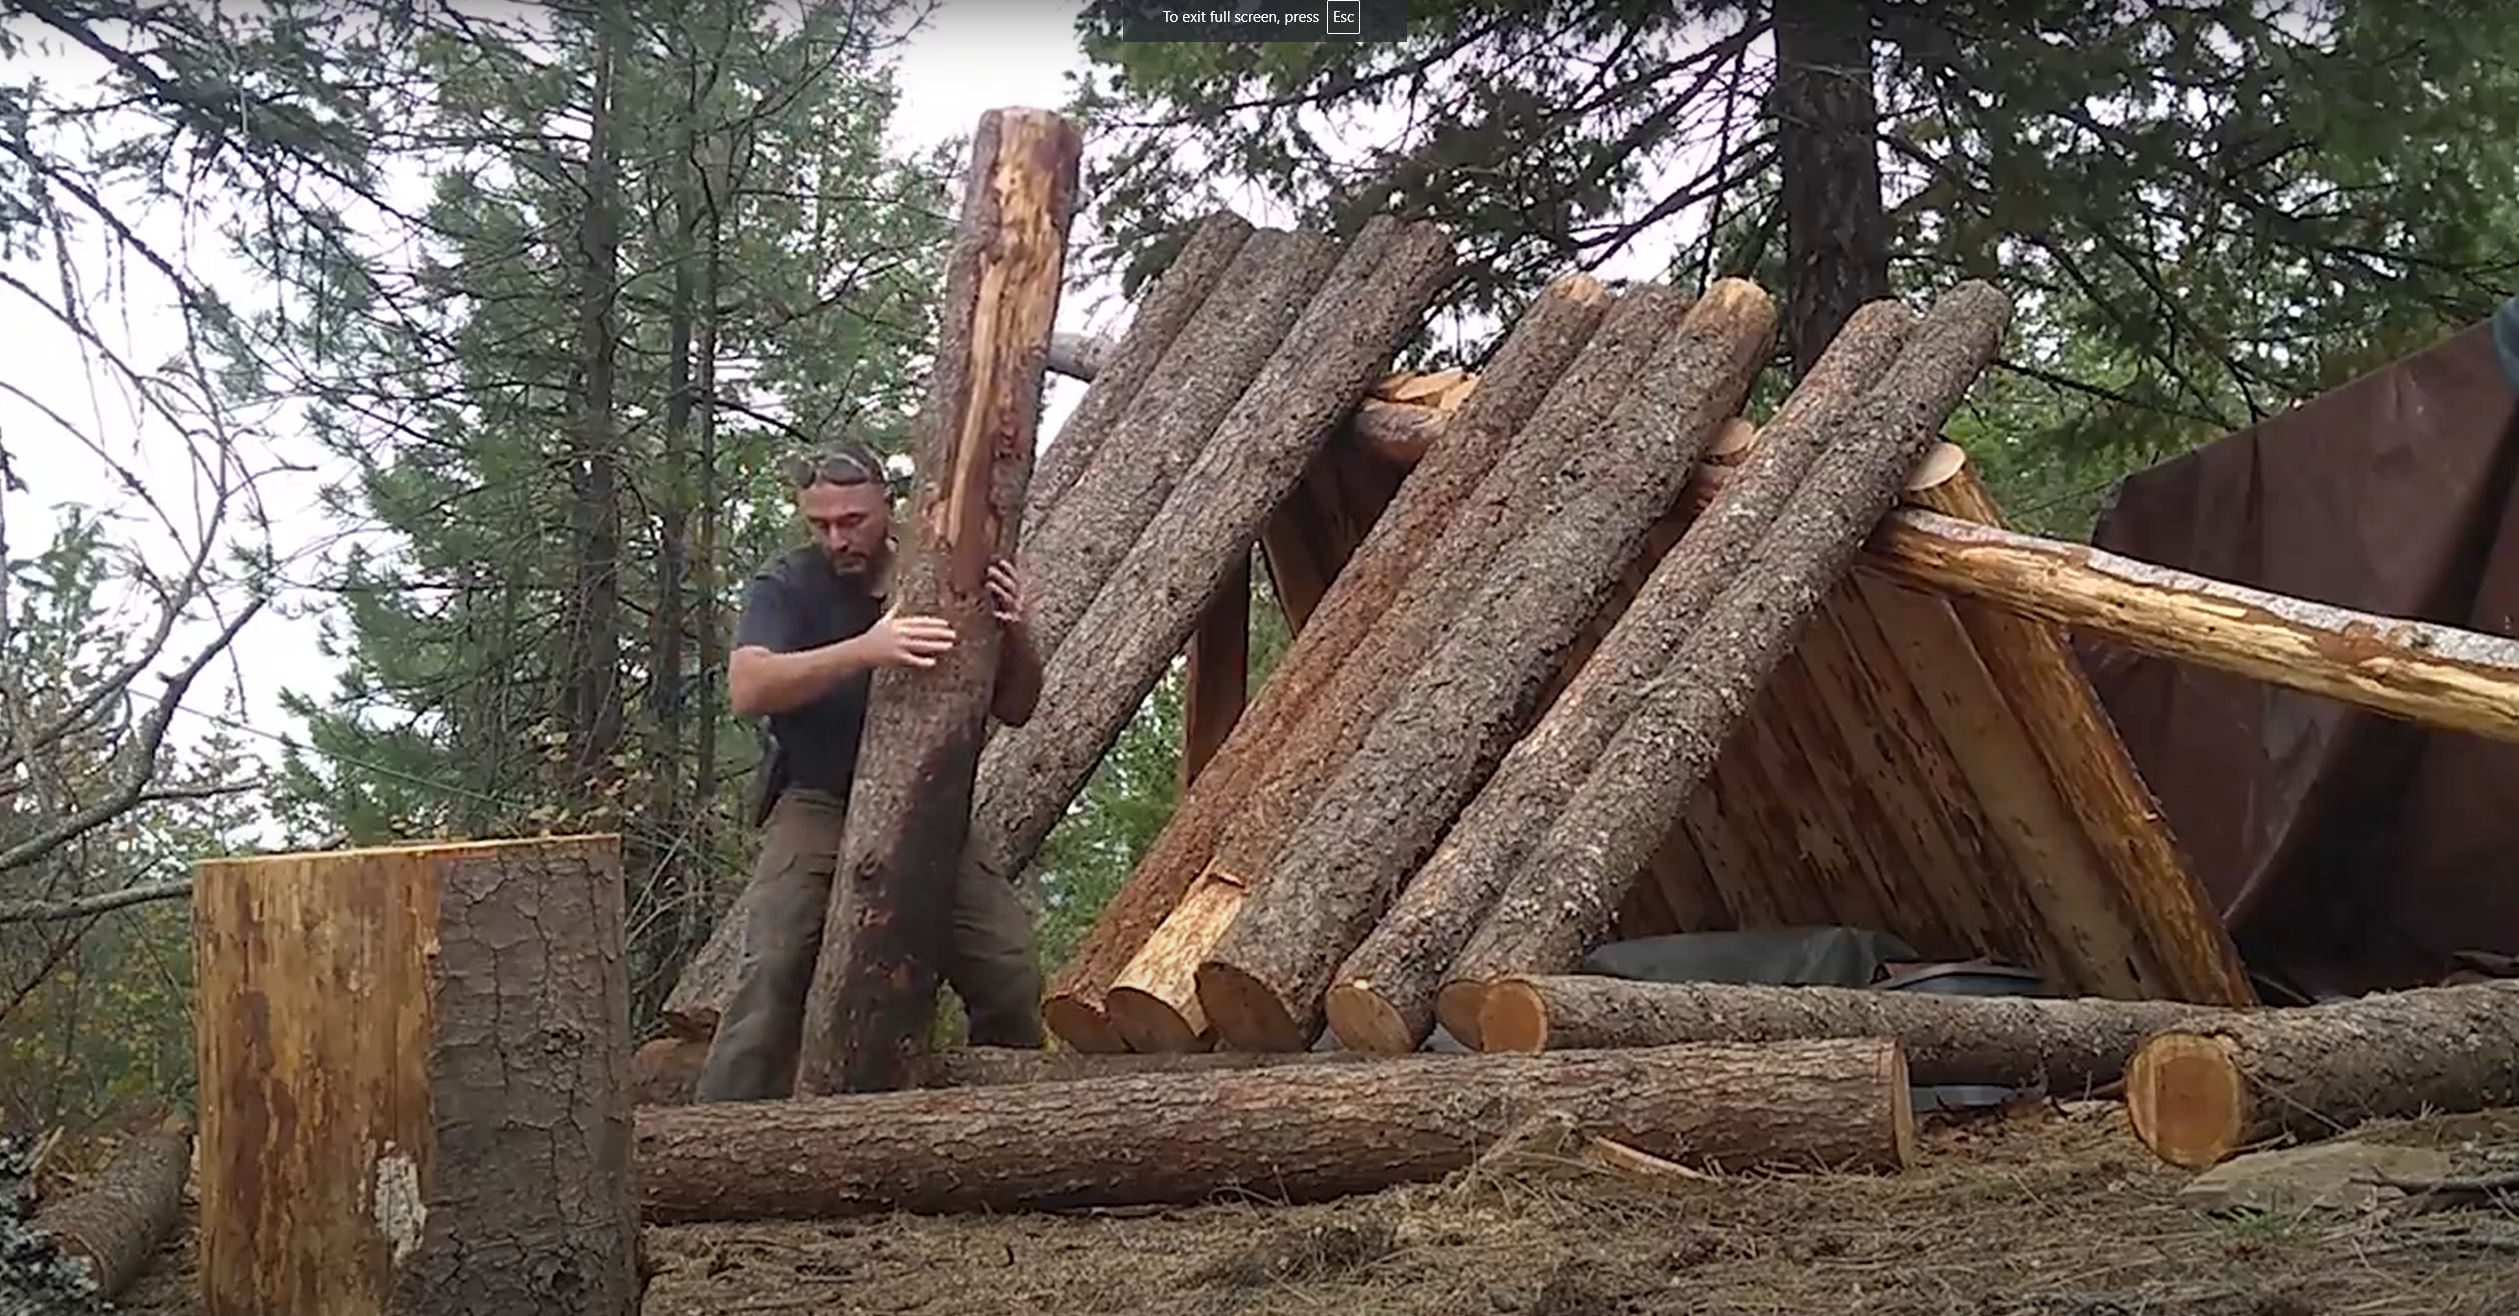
[
  {"left": 633, "top": 1040, "right": 1916, "bottom": 1221},
  {"left": 1323, "top": 299, "right": 1917, "bottom": 1054},
  {"left": 2124, "top": 978, "right": 2519, "bottom": 1169},
  {"left": 1480, "top": 975, "right": 2216, "bottom": 1094},
  {"left": 192, "top": 836, "right": 640, "bottom": 1316},
  {"left": 1042, "top": 275, "right": 1611, "bottom": 1052},
  {"left": 1193, "top": 281, "right": 1783, "bottom": 1054},
  {"left": 1098, "top": 286, "right": 1687, "bottom": 1052},
  {"left": 960, "top": 215, "right": 1458, "bottom": 1012},
  {"left": 632, "top": 1035, "right": 1376, "bottom": 1104},
  {"left": 1437, "top": 282, "right": 2015, "bottom": 1044},
  {"left": 792, "top": 108, "right": 1083, "bottom": 1096},
  {"left": 31, "top": 1117, "right": 190, "bottom": 1300},
  {"left": 1046, "top": 324, "right": 1460, "bottom": 465}
]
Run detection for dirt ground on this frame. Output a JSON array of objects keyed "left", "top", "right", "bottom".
[{"left": 119, "top": 1103, "right": 2519, "bottom": 1316}]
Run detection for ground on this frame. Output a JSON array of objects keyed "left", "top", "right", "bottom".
[{"left": 119, "top": 1104, "right": 2519, "bottom": 1316}]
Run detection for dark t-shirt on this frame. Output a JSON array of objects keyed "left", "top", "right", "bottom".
[{"left": 733, "top": 546, "right": 885, "bottom": 816}]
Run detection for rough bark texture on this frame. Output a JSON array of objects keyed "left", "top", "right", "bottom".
[
  {"left": 633, "top": 1040, "right": 1915, "bottom": 1221},
  {"left": 1438, "top": 283, "right": 2014, "bottom": 1044},
  {"left": 1324, "top": 299, "right": 1916, "bottom": 1055},
  {"left": 792, "top": 110, "right": 1082, "bottom": 1096},
  {"left": 1194, "top": 281, "right": 1782, "bottom": 1054},
  {"left": 1046, "top": 326, "right": 1465, "bottom": 465},
  {"left": 1027, "top": 211, "right": 1252, "bottom": 532},
  {"left": 1022, "top": 229, "right": 1340, "bottom": 664},
  {"left": 1482, "top": 975, "right": 2216, "bottom": 1095},
  {"left": 1771, "top": 0, "right": 1892, "bottom": 379},
  {"left": 1180, "top": 554, "right": 1251, "bottom": 786},
  {"left": 2125, "top": 978, "right": 2519, "bottom": 1169},
  {"left": 1038, "top": 274, "right": 1611, "bottom": 1051},
  {"left": 192, "top": 836, "right": 640, "bottom": 1316},
  {"left": 633, "top": 1037, "right": 1378, "bottom": 1103},
  {"left": 32, "top": 1119, "right": 190, "bottom": 1300},
  {"left": 961, "top": 217, "right": 1459, "bottom": 929}
]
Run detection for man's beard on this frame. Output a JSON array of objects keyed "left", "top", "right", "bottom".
[{"left": 825, "top": 538, "right": 891, "bottom": 578}]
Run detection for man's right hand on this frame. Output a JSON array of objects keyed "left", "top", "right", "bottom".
[{"left": 858, "top": 608, "right": 957, "bottom": 669}]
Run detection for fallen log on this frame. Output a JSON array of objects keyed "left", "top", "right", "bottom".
[
  {"left": 1193, "top": 280, "right": 1783, "bottom": 1054},
  {"left": 793, "top": 108, "right": 1083, "bottom": 1095},
  {"left": 634, "top": 1040, "right": 1916, "bottom": 1221},
  {"left": 633, "top": 1035, "right": 1378, "bottom": 1103},
  {"left": 960, "top": 215, "right": 1456, "bottom": 927},
  {"left": 31, "top": 1116, "right": 190, "bottom": 1300},
  {"left": 2124, "top": 978, "right": 2519, "bottom": 1169},
  {"left": 1322, "top": 297, "right": 1915, "bottom": 1054},
  {"left": 1480, "top": 975, "right": 2216, "bottom": 1094},
  {"left": 1436, "top": 282, "right": 2015, "bottom": 1044}
]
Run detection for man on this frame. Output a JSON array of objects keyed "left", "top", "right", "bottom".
[{"left": 693, "top": 438, "right": 1048, "bottom": 1103}]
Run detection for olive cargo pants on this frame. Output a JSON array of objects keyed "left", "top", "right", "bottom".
[{"left": 693, "top": 787, "right": 1046, "bottom": 1102}]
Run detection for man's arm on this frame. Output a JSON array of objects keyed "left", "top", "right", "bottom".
[
  {"left": 990, "top": 620, "right": 1044, "bottom": 727},
  {"left": 726, "top": 570, "right": 876, "bottom": 718}
]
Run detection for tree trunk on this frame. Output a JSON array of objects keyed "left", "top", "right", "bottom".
[
  {"left": 1040, "top": 274, "right": 1610, "bottom": 1051},
  {"left": 1180, "top": 552, "right": 1251, "bottom": 787},
  {"left": 1324, "top": 299, "right": 1914, "bottom": 1054},
  {"left": 1438, "top": 283, "right": 2013, "bottom": 1044},
  {"left": 2124, "top": 978, "right": 2519, "bottom": 1169},
  {"left": 192, "top": 836, "right": 640, "bottom": 1316},
  {"left": 563, "top": 8, "right": 627, "bottom": 798},
  {"left": 633, "top": 1040, "right": 1916, "bottom": 1221},
  {"left": 1027, "top": 211, "right": 1253, "bottom": 532},
  {"left": 1194, "top": 281, "right": 1781, "bottom": 1054},
  {"left": 33, "top": 1117, "right": 190, "bottom": 1300},
  {"left": 792, "top": 108, "right": 1084, "bottom": 1096},
  {"left": 1770, "top": 0, "right": 1892, "bottom": 379},
  {"left": 960, "top": 216, "right": 1458, "bottom": 927},
  {"left": 632, "top": 1036, "right": 1379, "bottom": 1104},
  {"left": 1482, "top": 975, "right": 2216, "bottom": 1095}
]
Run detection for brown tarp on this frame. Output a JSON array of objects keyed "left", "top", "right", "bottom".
[{"left": 2077, "top": 321, "right": 2519, "bottom": 1001}]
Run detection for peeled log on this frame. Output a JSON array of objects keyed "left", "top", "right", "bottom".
[
  {"left": 1438, "top": 282, "right": 2015, "bottom": 1043},
  {"left": 793, "top": 108, "right": 1083, "bottom": 1096},
  {"left": 2124, "top": 978, "right": 2519, "bottom": 1169},
  {"left": 33, "top": 1118, "right": 190, "bottom": 1299},
  {"left": 1195, "top": 281, "right": 1782, "bottom": 1054},
  {"left": 192, "top": 836, "right": 640, "bottom": 1316},
  {"left": 1323, "top": 298, "right": 1916, "bottom": 1055},
  {"left": 1481, "top": 975, "right": 2215, "bottom": 1095},
  {"left": 633, "top": 1040, "right": 1916, "bottom": 1221}
]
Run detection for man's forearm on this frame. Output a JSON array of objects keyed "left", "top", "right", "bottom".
[
  {"left": 730, "top": 638, "right": 874, "bottom": 717},
  {"left": 990, "top": 623, "right": 1044, "bottom": 726}
]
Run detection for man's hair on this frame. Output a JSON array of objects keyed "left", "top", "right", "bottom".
[{"left": 779, "top": 439, "right": 889, "bottom": 492}]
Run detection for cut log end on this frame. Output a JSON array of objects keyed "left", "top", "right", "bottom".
[
  {"left": 1474, "top": 978, "right": 1549, "bottom": 1052},
  {"left": 1322, "top": 981, "right": 1418, "bottom": 1055},
  {"left": 1903, "top": 441, "right": 1968, "bottom": 493},
  {"left": 1104, "top": 986, "right": 1211, "bottom": 1054},
  {"left": 2125, "top": 1031, "right": 2253, "bottom": 1169},
  {"left": 1040, "top": 995, "right": 1129, "bottom": 1054},
  {"left": 1705, "top": 417, "right": 1758, "bottom": 461},
  {"left": 1434, "top": 979, "right": 1488, "bottom": 1050},
  {"left": 1193, "top": 961, "right": 1314, "bottom": 1053}
]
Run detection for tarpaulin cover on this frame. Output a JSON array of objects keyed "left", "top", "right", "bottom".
[{"left": 2076, "top": 313, "right": 2519, "bottom": 1000}]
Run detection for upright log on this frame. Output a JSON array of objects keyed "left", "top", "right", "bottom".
[
  {"left": 192, "top": 836, "right": 640, "bottom": 1316},
  {"left": 1323, "top": 299, "right": 1917, "bottom": 1054},
  {"left": 2124, "top": 978, "right": 2519, "bottom": 1169},
  {"left": 32, "top": 1116, "right": 191, "bottom": 1300},
  {"left": 1041, "top": 274, "right": 1611, "bottom": 1051},
  {"left": 1180, "top": 552, "right": 1252, "bottom": 787},
  {"left": 960, "top": 216, "right": 1459, "bottom": 949},
  {"left": 1437, "top": 283, "right": 2014, "bottom": 1043},
  {"left": 792, "top": 107, "right": 1083, "bottom": 1096}
]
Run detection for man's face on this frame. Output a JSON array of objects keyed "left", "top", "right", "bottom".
[{"left": 797, "top": 479, "right": 892, "bottom": 577}]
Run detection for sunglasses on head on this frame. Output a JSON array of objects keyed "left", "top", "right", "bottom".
[{"left": 781, "top": 447, "right": 887, "bottom": 490}]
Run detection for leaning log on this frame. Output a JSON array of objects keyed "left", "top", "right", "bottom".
[
  {"left": 633, "top": 1040, "right": 1917, "bottom": 1221},
  {"left": 193, "top": 836, "right": 640, "bottom": 1316},
  {"left": 1193, "top": 280, "right": 1782, "bottom": 1054},
  {"left": 960, "top": 216, "right": 1458, "bottom": 950},
  {"left": 1322, "top": 298, "right": 1915, "bottom": 1054},
  {"left": 31, "top": 1116, "right": 190, "bottom": 1300},
  {"left": 1480, "top": 975, "right": 2216, "bottom": 1095},
  {"left": 1042, "top": 274, "right": 1612, "bottom": 1051},
  {"left": 2124, "top": 978, "right": 2519, "bottom": 1169},
  {"left": 1437, "top": 282, "right": 2014, "bottom": 1044},
  {"left": 792, "top": 107, "right": 1083, "bottom": 1096}
]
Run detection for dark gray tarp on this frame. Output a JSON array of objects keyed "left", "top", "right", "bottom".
[{"left": 2077, "top": 313, "right": 2519, "bottom": 1000}]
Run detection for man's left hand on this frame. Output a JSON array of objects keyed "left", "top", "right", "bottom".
[{"left": 986, "top": 557, "right": 1028, "bottom": 627}]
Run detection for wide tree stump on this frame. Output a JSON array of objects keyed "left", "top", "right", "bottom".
[
  {"left": 191, "top": 835, "right": 639, "bottom": 1316},
  {"left": 2125, "top": 978, "right": 2519, "bottom": 1169},
  {"left": 634, "top": 1040, "right": 1915, "bottom": 1221}
]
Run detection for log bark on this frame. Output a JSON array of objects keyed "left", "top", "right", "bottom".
[
  {"left": 32, "top": 1118, "right": 190, "bottom": 1299},
  {"left": 633, "top": 1036, "right": 1378, "bottom": 1103},
  {"left": 2124, "top": 978, "right": 2519, "bottom": 1169},
  {"left": 793, "top": 108, "right": 1083, "bottom": 1096},
  {"left": 1437, "top": 282, "right": 2014, "bottom": 1044},
  {"left": 962, "top": 217, "right": 1457, "bottom": 998},
  {"left": 1323, "top": 299, "right": 1916, "bottom": 1054},
  {"left": 192, "top": 836, "right": 640, "bottom": 1316},
  {"left": 1180, "top": 552, "right": 1251, "bottom": 787},
  {"left": 1195, "top": 281, "right": 1782, "bottom": 1053},
  {"left": 1040, "top": 274, "right": 1610, "bottom": 1052},
  {"left": 633, "top": 1040, "right": 1916, "bottom": 1221},
  {"left": 1029, "top": 212, "right": 1252, "bottom": 530},
  {"left": 1480, "top": 975, "right": 2216, "bottom": 1095}
]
